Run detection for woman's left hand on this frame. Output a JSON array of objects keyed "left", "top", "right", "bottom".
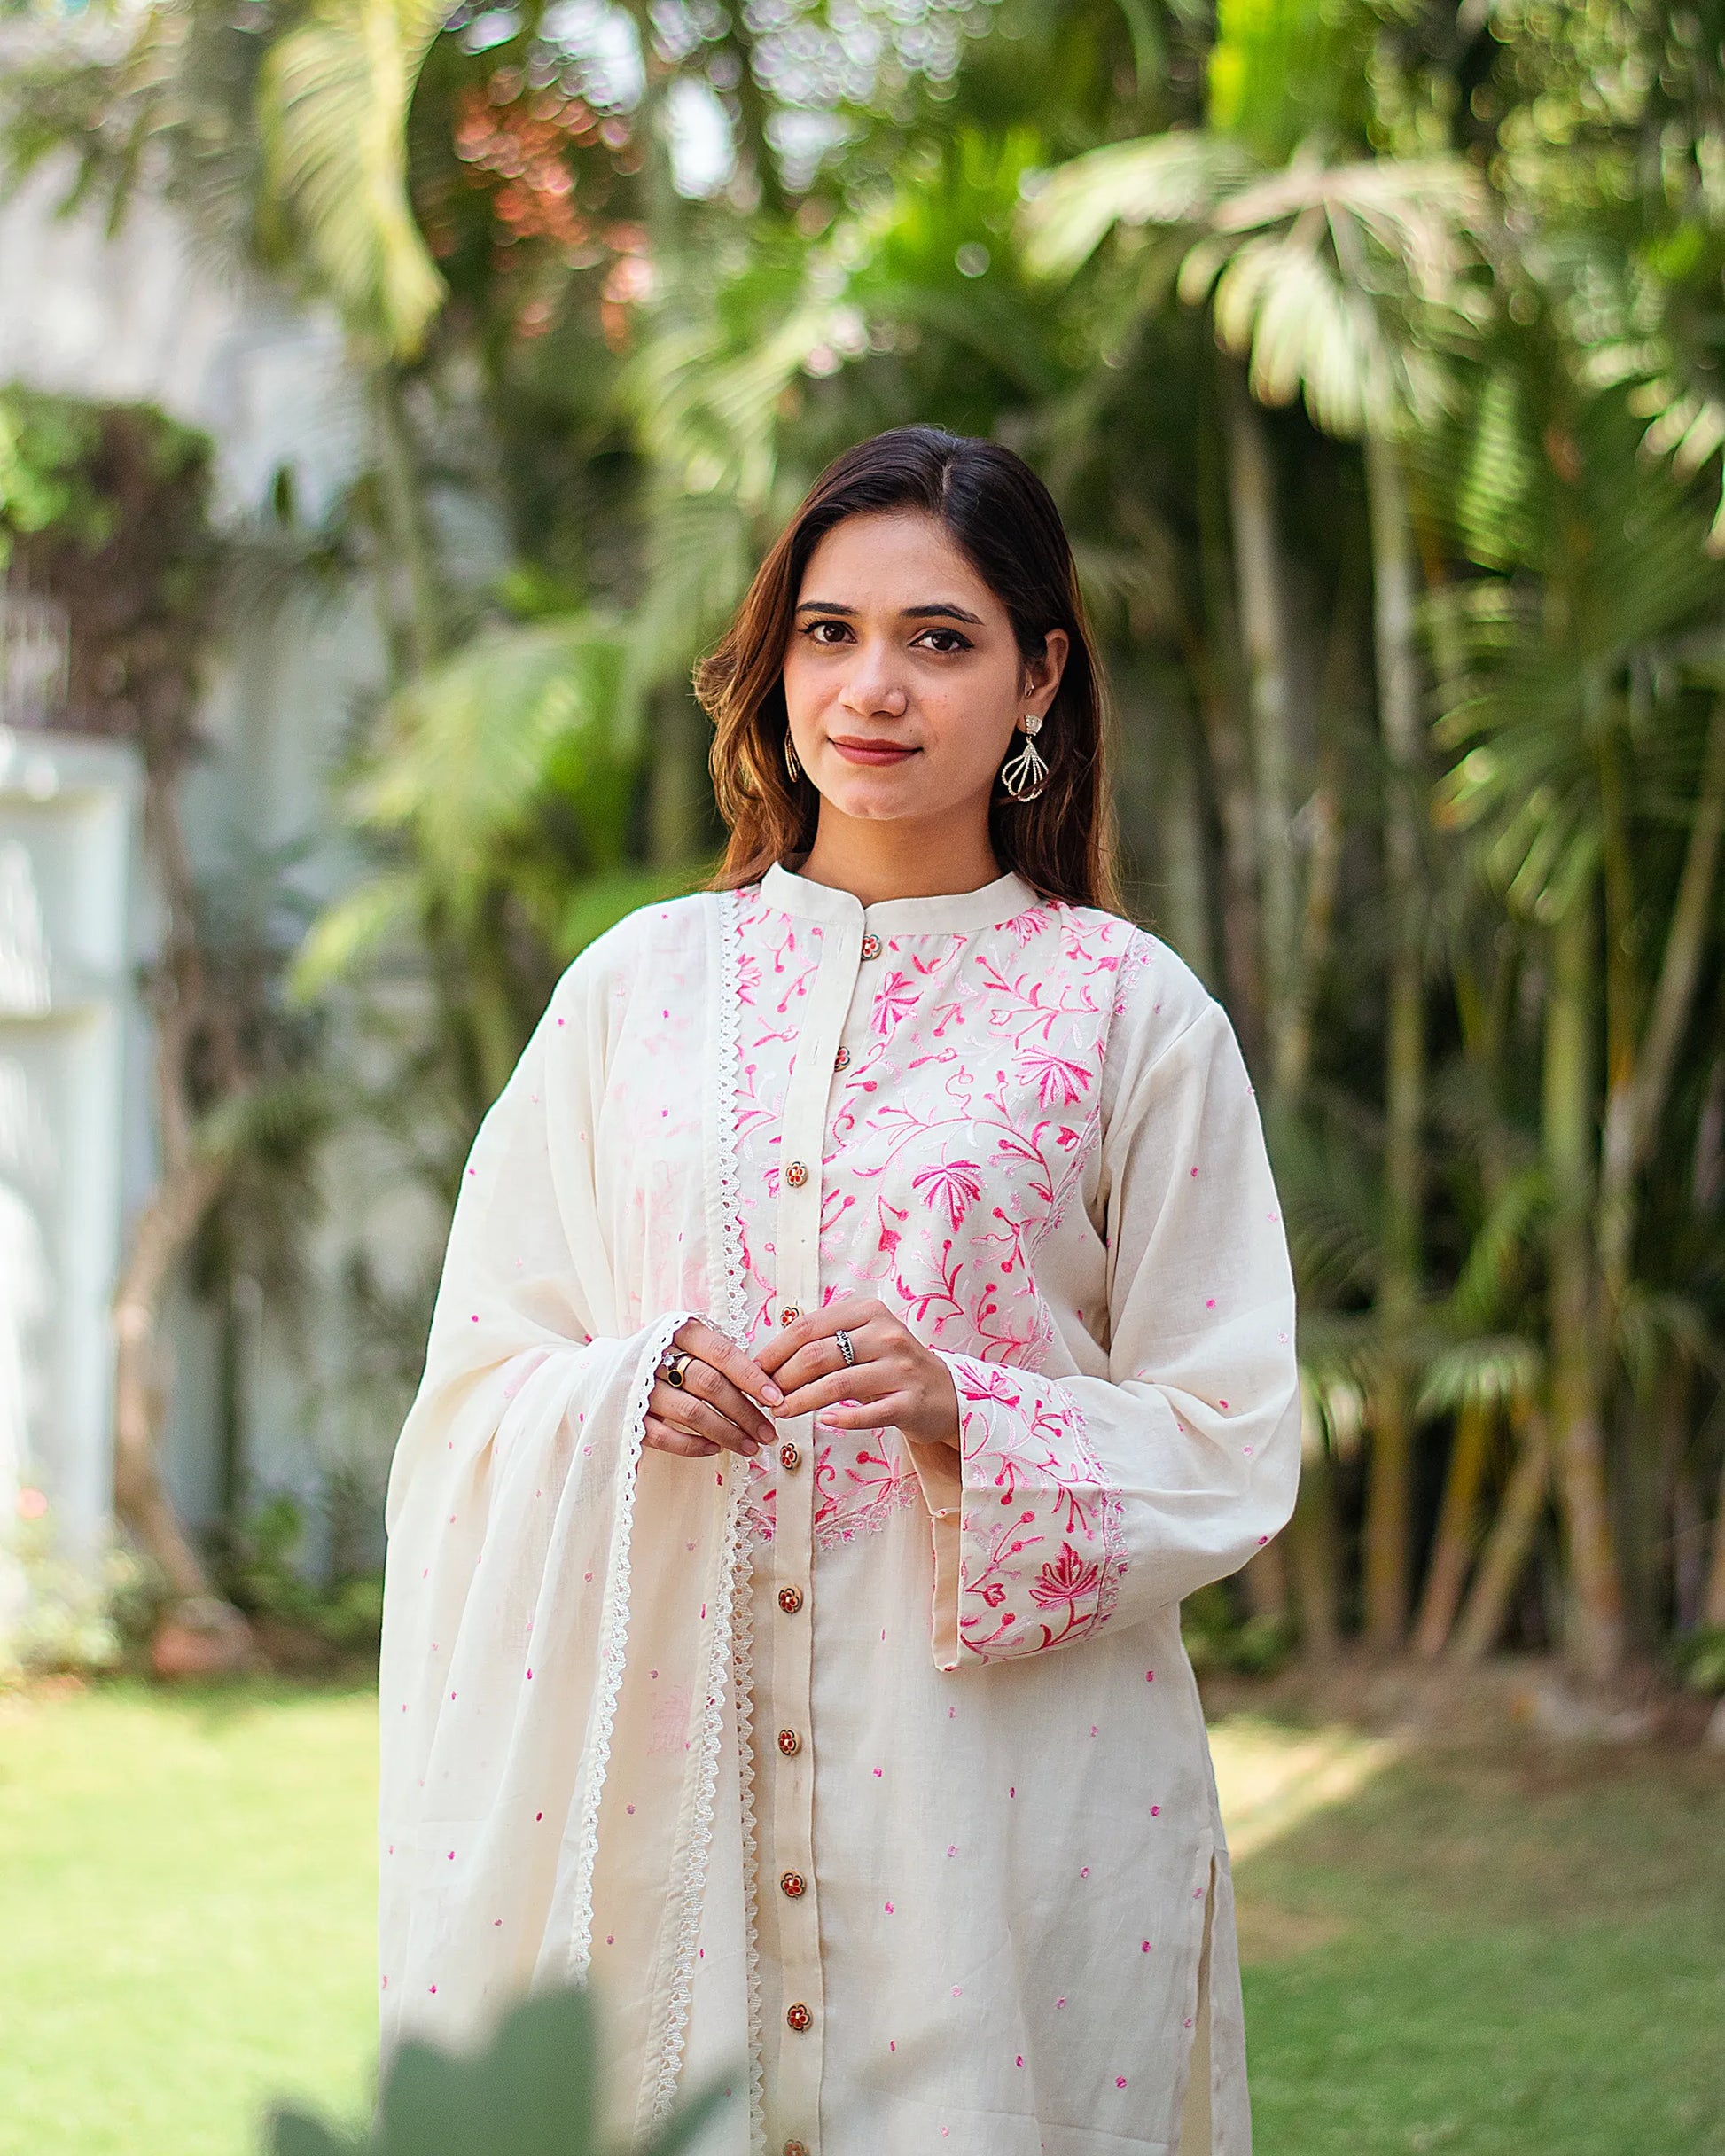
[{"left": 755, "top": 1294, "right": 961, "bottom": 1449}]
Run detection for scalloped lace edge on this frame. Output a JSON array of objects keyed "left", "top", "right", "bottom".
[
  {"left": 644, "top": 887, "right": 766, "bottom": 2148},
  {"left": 565, "top": 1301, "right": 691, "bottom": 1985}
]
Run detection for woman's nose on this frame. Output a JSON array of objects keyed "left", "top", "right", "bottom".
[{"left": 838, "top": 644, "right": 909, "bottom": 717}]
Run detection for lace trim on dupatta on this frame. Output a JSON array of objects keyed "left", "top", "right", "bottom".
[
  {"left": 644, "top": 887, "right": 765, "bottom": 2147},
  {"left": 565, "top": 1301, "right": 691, "bottom": 1984}
]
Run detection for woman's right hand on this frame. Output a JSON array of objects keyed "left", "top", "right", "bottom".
[{"left": 643, "top": 1319, "right": 784, "bottom": 1460}]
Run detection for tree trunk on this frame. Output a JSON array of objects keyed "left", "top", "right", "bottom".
[
  {"left": 1598, "top": 693, "right": 1725, "bottom": 1305},
  {"left": 112, "top": 1158, "right": 230, "bottom": 1601},
  {"left": 1703, "top": 1440, "right": 1725, "bottom": 1633},
  {"left": 112, "top": 769, "right": 252, "bottom": 1641},
  {"left": 370, "top": 366, "right": 443, "bottom": 681},
  {"left": 1222, "top": 363, "right": 1300, "bottom": 1088},
  {"left": 1192, "top": 357, "right": 1266, "bottom": 1068},
  {"left": 1363, "top": 433, "right": 1427, "bottom": 1651},
  {"left": 647, "top": 684, "right": 711, "bottom": 868},
  {"left": 1452, "top": 1402, "right": 1549, "bottom": 1661},
  {"left": 1543, "top": 894, "right": 1626, "bottom": 1682},
  {"left": 1412, "top": 1397, "right": 1492, "bottom": 1660},
  {"left": 1286, "top": 1375, "right": 1340, "bottom": 1657}
]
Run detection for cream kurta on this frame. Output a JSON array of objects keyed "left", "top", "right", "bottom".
[{"left": 379, "top": 864, "right": 1300, "bottom": 2156}]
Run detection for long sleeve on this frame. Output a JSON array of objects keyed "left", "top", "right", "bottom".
[{"left": 908, "top": 981, "right": 1300, "bottom": 1671}]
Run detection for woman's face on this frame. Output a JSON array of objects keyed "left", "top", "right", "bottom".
[{"left": 780, "top": 509, "right": 1067, "bottom": 832}]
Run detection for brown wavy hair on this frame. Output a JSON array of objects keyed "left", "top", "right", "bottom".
[{"left": 695, "top": 426, "right": 1121, "bottom": 910}]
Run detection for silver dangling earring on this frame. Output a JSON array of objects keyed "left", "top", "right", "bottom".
[
  {"left": 784, "top": 731, "right": 802, "bottom": 782},
  {"left": 999, "top": 712, "right": 1050, "bottom": 802}
]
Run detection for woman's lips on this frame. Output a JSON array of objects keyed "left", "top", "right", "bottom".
[{"left": 831, "top": 737, "right": 918, "bottom": 766}]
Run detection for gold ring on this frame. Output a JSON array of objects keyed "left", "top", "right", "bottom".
[{"left": 660, "top": 1348, "right": 692, "bottom": 1388}]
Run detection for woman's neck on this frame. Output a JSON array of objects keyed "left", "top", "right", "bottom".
[{"left": 794, "top": 809, "right": 1002, "bottom": 908}]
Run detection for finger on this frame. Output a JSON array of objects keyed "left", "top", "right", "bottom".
[
  {"left": 653, "top": 1385, "right": 761, "bottom": 1456},
  {"left": 755, "top": 1297, "right": 877, "bottom": 1379},
  {"left": 775, "top": 1363, "right": 895, "bottom": 1423},
  {"left": 644, "top": 1414, "right": 717, "bottom": 1459},
  {"left": 677, "top": 1358, "right": 775, "bottom": 1445},
  {"left": 770, "top": 1331, "right": 862, "bottom": 1398},
  {"left": 676, "top": 1319, "right": 786, "bottom": 1411},
  {"left": 816, "top": 1390, "right": 913, "bottom": 1432}
]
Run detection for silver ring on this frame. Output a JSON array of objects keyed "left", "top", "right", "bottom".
[{"left": 834, "top": 1326, "right": 856, "bottom": 1369}]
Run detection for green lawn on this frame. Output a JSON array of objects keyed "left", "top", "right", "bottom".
[{"left": 0, "top": 1678, "right": 1720, "bottom": 2155}]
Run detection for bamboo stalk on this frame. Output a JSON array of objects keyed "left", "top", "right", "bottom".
[
  {"left": 1544, "top": 894, "right": 1626, "bottom": 1681},
  {"left": 1412, "top": 1396, "right": 1493, "bottom": 1660},
  {"left": 1704, "top": 1443, "right": 1725, "bottom": 1633},
  {"left": 1222, "top": 363, "right": 1300, "bottom": 1087},
  {"left": 1364, "top": 432, "right": 1427, "bottom": 1650},
  {"left": 1452, "top": 1403, "right": 1549, "bottom": 1661}
]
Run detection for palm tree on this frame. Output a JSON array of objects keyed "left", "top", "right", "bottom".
[{"left": 1024, "top": 31, "right": 1497, "bottom": 1646}]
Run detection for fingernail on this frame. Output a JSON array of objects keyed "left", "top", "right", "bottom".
[{"left": 762, "top": 1381, "right": 784, "bottom": 1406}]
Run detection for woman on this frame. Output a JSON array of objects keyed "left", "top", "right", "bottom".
[{"left": 379, "top": 426, "right": 1300, "bottom": 2156}]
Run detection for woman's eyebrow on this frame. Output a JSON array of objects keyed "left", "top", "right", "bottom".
[{"left": 792, "top": 598, "right": 983, "bottom": 623}]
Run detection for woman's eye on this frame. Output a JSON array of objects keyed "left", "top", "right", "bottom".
[
  {"left": 804, "top": 620, "right": 852, "bottom": 645},
  {"left": 915, "top": 629, "right": 972, "bottom": 654}
]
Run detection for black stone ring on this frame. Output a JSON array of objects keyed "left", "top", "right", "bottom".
[{"left": 660, "top": 1348, "right": 693, "bottom": 1388}]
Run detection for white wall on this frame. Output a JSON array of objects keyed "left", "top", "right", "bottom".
[{"left": 2, "top": 152, "right": 398, "bottom": 1596}]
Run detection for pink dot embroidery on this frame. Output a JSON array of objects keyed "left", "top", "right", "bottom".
[
  {"left": 494, "top": 1919, "right": 502, "bottom": 1927},
  {"left": 873, "top": 1768, "right": 883, "bottom": 1777},
  {"left": 1219, "top": 1399, "right": 1229, "bottom": 1410},
  {"left": 1141, "top": 1941, "right": 1151, "bottom": 1953},
  {"left": 429, "top": 1984, "right": 437, "bottom": 1994},
  {"left": 1081, "top": 1865, "right": 1090, "bottom": 1878},
  {"left": 1194, "top": 1887, "right": 1205, "bottom": 1899},
  {"left": 627, "top": 1804, "right": 636, "bottom": 1815},
  {"left": 1090, "top": 1724, "right": 1098, "bottom": 1736},
  {"left": 527, "top": 1668, "right": 533, "bottom": 1680},
  {"left": 535, "top": 1811, "right": 543, "bottom": 1822},
  {"left": 1116, "top": 2077, "right": 1128, "bottom": 2090},
  {"left": 1190, "top": 1166, "right": 1198, "bottom": 1177},
  {"left": 1257, "top": 1535, "right": 1269, "bottom": 1544},
  {"left": 1145, "top": 1669, "right": 1156, "bottom": 1683},
  {"left": 885, "top": 1902, "right": 894, "bottom": 1914},
  {"left": 1151, "top": 1805, "right": 1161, "bottom": 1816},
  {"left": 447, "top": 1850, "right": 455, "bottom": 1861},
  {"left": 1010, "top": 1786, "right": 1016, "bottom": 1798},
  {"left": 471, "top": 1314, "right": 479, "bottom": 1324},
  {"left": 951, "top": 1986, "right": 962, "bottom": 1998},
  {"left": 1017, "top": 2054, "right": 1024, "bottom": 2067},
  {"left": 1056, "top": 1997, "right": 1066, "bottom": 2008},
  {"left": 1244, "top": 1445, "right": 1253, "bottom": 1457},
  {"left": 606, "top": 1934, "right": 614, "bottom": 1946},
  {"left": 947, "top": 1844, "right": 958, "bottom": 1857},
  {"left": 1206, "top": 1299, "right": 1216, "bottom": 1309}
]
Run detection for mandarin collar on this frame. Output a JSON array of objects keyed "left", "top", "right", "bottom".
[{"left": 760, "top": 860, "right": 1042, "bottom": 937}]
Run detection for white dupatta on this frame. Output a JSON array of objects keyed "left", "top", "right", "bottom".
[{"left": 378, "top": 891, "right": 758, "bottom": 2141}]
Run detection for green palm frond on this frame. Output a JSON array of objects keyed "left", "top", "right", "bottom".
[
  {"left": 351, "top": 612, "right": 636, "bottom": 898},
  {"left": 289, "top": 867, "right": 422, "bottom": 999},
  {"left": 1415, "top": 1332, "right": 1542, "bottom": 1418},
  {"left": 1023, "top": 131, "right": 1255, "bottom": 277},
  {"left": 258, "top": 0, "right": 449, "bottom": 357}
]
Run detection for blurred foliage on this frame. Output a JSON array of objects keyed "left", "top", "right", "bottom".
[
  {"left": 210, "top": 1494, "right": 386, "bottom": 1654},
  {"left": 5, "top": 0, "right": 1725, "bottom": 1679},
  {"left": 269, "top": 1983, "right": 731, "bottom": 2156}
]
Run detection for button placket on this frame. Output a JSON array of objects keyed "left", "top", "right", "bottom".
[{"left": 760, "top": 910, "right": 862, "bottom": 2155}]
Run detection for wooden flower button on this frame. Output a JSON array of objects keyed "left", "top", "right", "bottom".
[
  {"left": 777, "top": 1727, "right": 801, "bottom": 1756},
  {"left": 779, "top": 1870, "right": 807, "bottom": 1898},
  {"left": 784, "top": 2141, "right": 810, "bottom": 2156},
  {"left": 785, "top": 2002, "right": 812, "bottom": 2032},
  {"left": 777, "top": 1585, "right": 804, "bottom": 1614},
  {"left": 778, "top": 1442, "right": 802, "bottom": 1470},
  {"left": 834, "top": 1045, "right": 851, "bottom": 1070},
  {"left": 861, "top": 933, "right": 881, "bottom": 959},
  {"left": 780, "top": 1304, "right": 800, "bottom": 1325},
  {"left": 784, "top": 1160, "right": 809, "bottom": 1188}
]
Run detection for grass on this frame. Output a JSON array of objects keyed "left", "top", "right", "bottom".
[
  {"left": 0, "top": 1678, "right": 1721, "bottom": 2154},
  {"left": 0, "top": 1679, "right": 379, "bottom": 2156}
]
